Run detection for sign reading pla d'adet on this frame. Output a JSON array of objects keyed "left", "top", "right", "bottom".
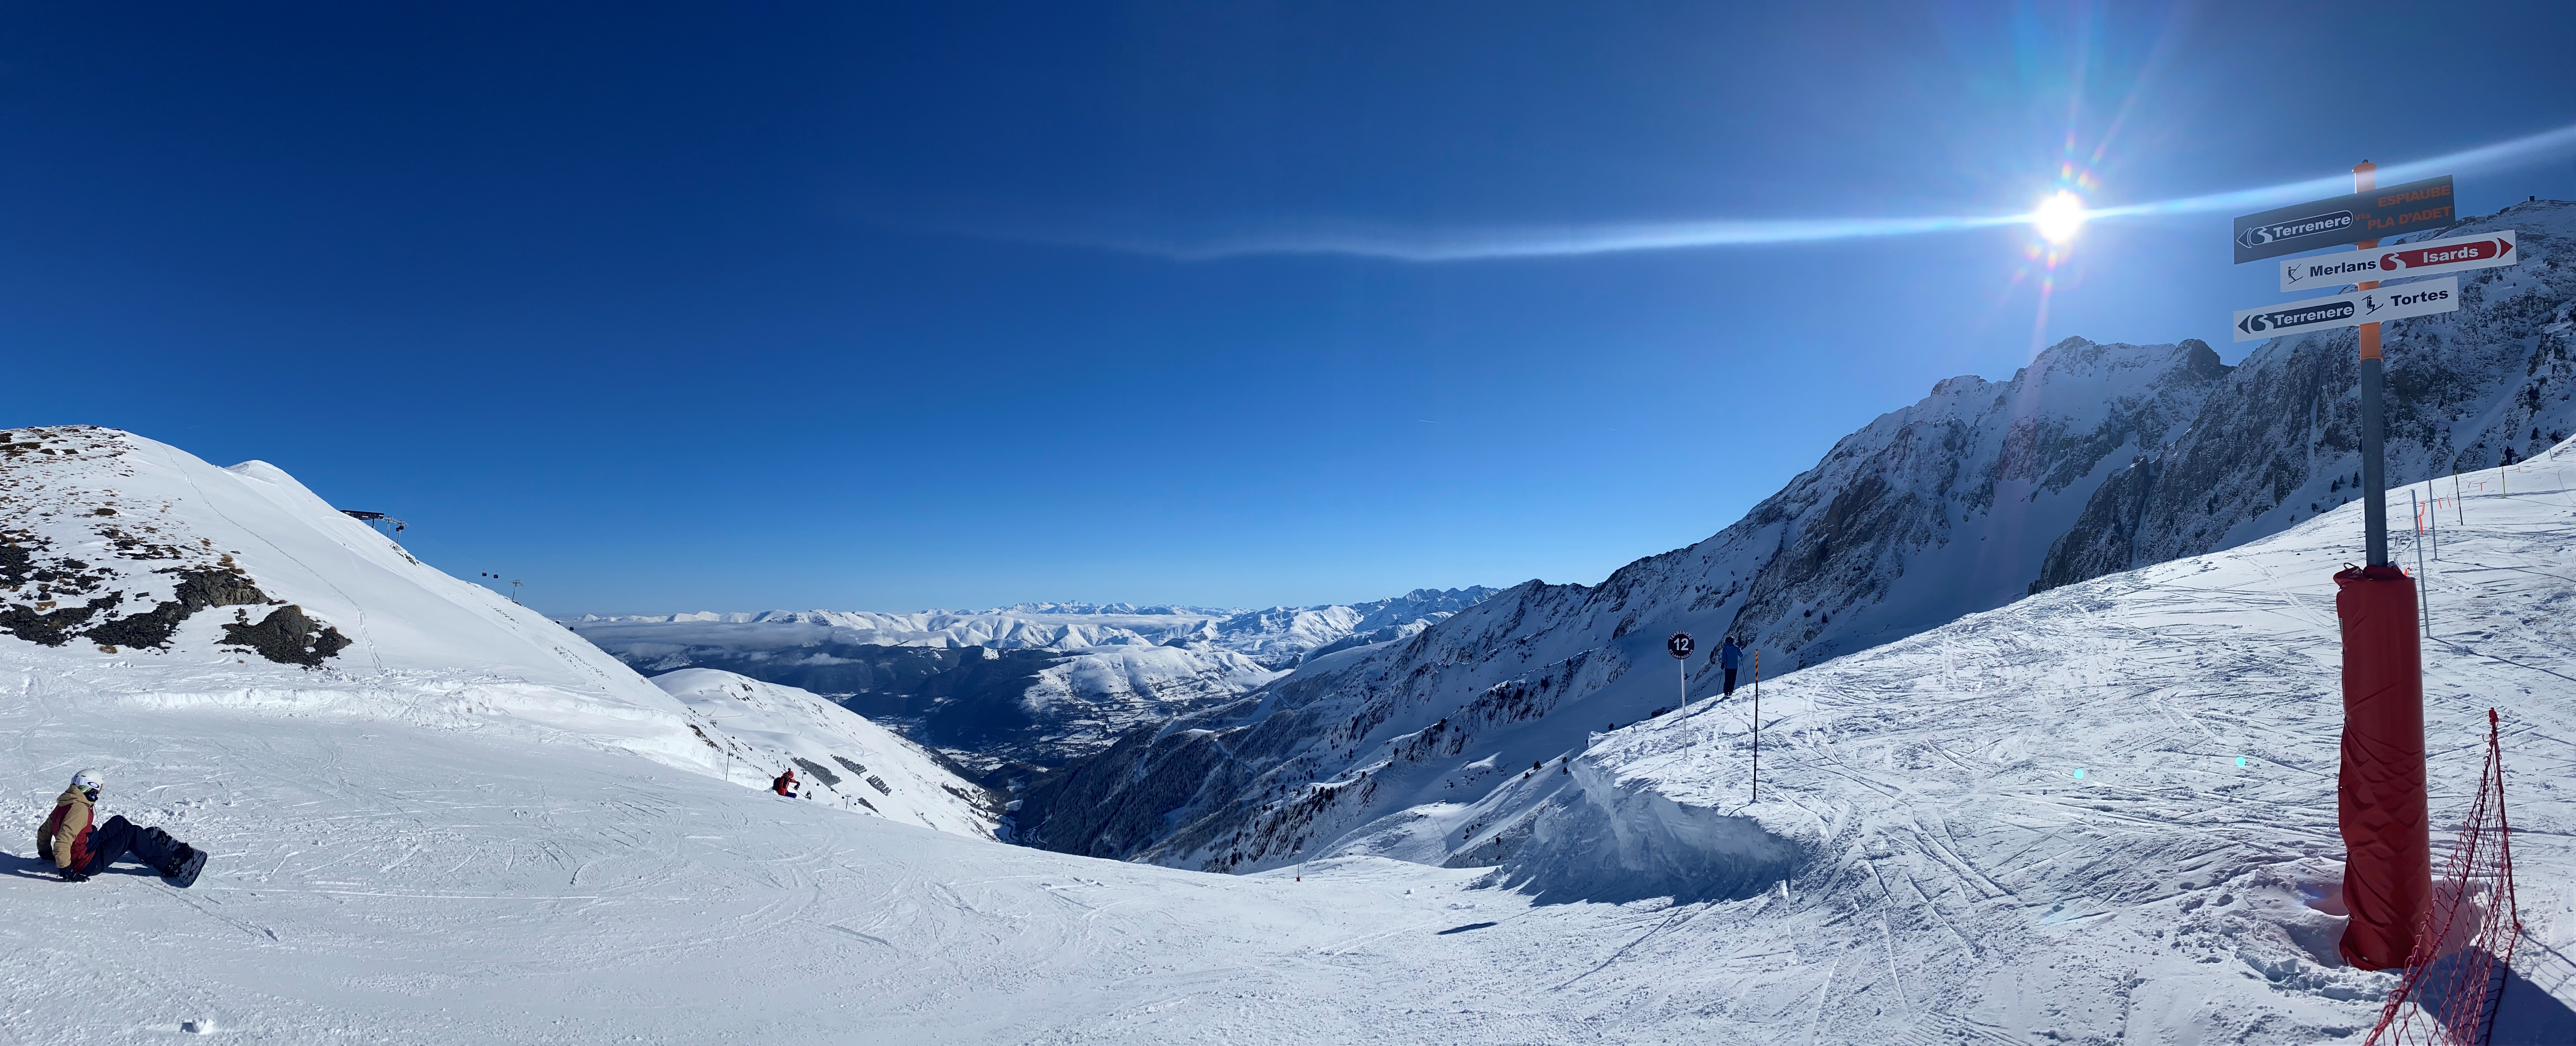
[{"left": 2231, "top": 175, "right": 2456, "bottom": 264}]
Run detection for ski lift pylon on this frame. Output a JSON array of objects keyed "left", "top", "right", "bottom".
[{"left": 338, "top": 509, "right": 409, "bottom": 535}]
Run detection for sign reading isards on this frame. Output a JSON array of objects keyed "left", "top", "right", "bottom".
[
  {"left": 2278, "top": 230, "right": 2517, "bottom": 292},
  {"left": 2231, "top": 176, "right": 2456, "bottom": 264},
  {"left": 2232, "top": 276, "right": 2460, "bottom": 342}
]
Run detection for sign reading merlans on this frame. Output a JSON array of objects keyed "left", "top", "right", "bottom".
[
  {"left": 2231, "top": 176, "right": 2456, "bottom": 264},
  {"left": 2232, "top": 277, "right": 2460, "bottom": 342},
  {"left": 2279, "top": 230, "right": 2518, "bottom": 291}
]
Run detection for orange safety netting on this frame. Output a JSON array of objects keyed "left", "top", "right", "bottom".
[{"left": 2366, "top": 708, "right": 2524, "bottom": 1045}]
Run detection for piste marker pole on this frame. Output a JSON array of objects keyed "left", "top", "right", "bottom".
[{"left": 1751, "top": 650, "right": 1760, "bottom": 805}]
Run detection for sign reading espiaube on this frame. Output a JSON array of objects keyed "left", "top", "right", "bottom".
[
  {"left": 2278, "top": 230, "right": 2518, "bottom": 292},
  {"left": 2232, "top": 277, "right": 2460, "bottom": 342},
  {"left": 2231, "top": 176, "right": 2456, "bottom": 264}
]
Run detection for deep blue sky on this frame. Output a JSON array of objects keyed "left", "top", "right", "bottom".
[{"left": 8, "top": 2, "right": 2575, "bottom": 614}]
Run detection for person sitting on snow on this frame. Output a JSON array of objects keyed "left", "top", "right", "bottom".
[
  {"left": 771, "top": 768, "right": 799, "bottom": 798},
  {"left": 39, "top": 769, "right": 208, "bottom": 888}
]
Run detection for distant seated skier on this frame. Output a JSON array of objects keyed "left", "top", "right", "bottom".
[
  {"left": 771, "top": 769, "right": 799, "bottom": 798},
  {"left": 1717, "top": 636, "right": 1744, "bottom": 698},
  {"left": 39, "top": 769, "right": 208, "bottom": 888}
]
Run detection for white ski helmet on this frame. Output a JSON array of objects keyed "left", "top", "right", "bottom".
[{"left": 70, "top": 769, "right": 103, "bottom": 794}]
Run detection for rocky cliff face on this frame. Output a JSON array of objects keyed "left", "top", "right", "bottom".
[
  {"left": 1016, "top": 334, "right": 2238, "bottom": 866},
  {"left": 1715, "top": 336, "right": 2230, "bottom": 665},
  {"left": 2036, "top": 198, "right": 2576, "bottom": 590}
]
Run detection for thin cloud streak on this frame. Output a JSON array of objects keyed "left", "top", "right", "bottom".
[
  {"left": 1101, "top": 214, "right": 2033, "bottom": 262},
  {"left": 1091, "top": 120, "right": 2576, "bottom": 262},
  {"left": 2088, "top": 120, "right": 2576, "bottom": 222}
]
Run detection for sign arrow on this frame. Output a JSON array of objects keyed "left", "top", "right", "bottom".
[
  {"left": 2234, "top": 277, "right": 2461, "bottom": 342},
  {"left": 2277, "top": 231, "right": 2518, "bottom": 292},
  {"left": 2233, "top": 176, "right": 2455, "bottom": 264}
]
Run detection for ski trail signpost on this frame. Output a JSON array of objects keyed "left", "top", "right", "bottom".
[
  {"left": 2231, "top": 175, "right": 2455, "bottom": 263},
  {"left": 2232, "top": 278, "right": 2459, "bottom": 341},
  {"left": 2278, "top": 230, "right": 2516, "bottom": 292},
  {"left": 2231, "top": 163, "right": 2518, "bottom": 974}
]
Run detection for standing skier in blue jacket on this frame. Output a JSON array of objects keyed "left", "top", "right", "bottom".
[{"left": 1717, "top": 637, "right": 1744, "bottom": 698}]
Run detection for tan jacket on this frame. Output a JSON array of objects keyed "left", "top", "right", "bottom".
[{"left": 39, "top": 787, "right": 94, "bottom": 871}]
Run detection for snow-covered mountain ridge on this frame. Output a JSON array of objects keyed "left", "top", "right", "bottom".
[
  {"left": 570, "top": 588, "right": 1498, "bottom": 666},
  {"left": 1019, "top": 198, "right": 2576, "bottom": 876},
  {"left": 0, "top": 426, "right": 996, "bottom": 837}
]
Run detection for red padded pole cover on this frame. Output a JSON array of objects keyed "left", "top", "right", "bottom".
[{"left": 2334, "top": 564, "right": 2429, "bottom": 970}]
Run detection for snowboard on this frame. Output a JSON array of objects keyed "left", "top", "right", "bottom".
[{"left": 164, "top": 847, "right": 207, "bottom": 889}]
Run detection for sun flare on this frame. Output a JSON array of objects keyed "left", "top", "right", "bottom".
[{"left": 2034, "top": 190, "right": 2086, "bottom": 244}]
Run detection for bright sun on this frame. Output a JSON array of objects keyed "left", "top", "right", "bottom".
[{"left": 2034, "top": 190, "right": 2086, "bottom": 244}]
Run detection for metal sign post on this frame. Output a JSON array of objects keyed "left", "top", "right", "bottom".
[
  {"left": 1665, "top": 632, "right": 1693, "bottom": 712},
  {"left": 2355, "top": 162, "right": 2391, "bottom": 568}
]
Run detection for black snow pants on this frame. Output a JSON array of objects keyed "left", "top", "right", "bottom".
[
  {"left": 1723, "top": 668, "right": 1738, "bottom": 697},
  {"left": 82, "top": 815, "right": 182, "bottom": 876}
]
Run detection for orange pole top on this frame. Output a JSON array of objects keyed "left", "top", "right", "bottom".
[{"left": 2356, "top": 161, "right": 2382, "bottom": 360}]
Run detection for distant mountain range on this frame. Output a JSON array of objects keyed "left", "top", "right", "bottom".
[{"left": 563, "top": 587, "right": 1501, "bottom": 781}]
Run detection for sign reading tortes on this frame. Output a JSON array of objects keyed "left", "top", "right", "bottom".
[
  {"left": 2231, "top": 276, "right": 2460, "bottom": 342},
  {"left": 2231, "top": 176, "right": 2456, "bottom": 264}
]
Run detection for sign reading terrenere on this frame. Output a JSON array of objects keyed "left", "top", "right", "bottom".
[
  {"left": 2232, "top": 277, "right": 2461, "bottom": 341},
  {"left": 2232, "top": 176, "right": 2456, "bottom": 264}
]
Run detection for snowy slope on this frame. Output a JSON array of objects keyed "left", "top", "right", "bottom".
[
  {"left": 651, "top": 668, "right": 1001, "bottom": 837},
  {"left": 9, "top": 448, "right": 2569, "bottom": 1042},
  {"left": 0, "top": 425, "right": 721, "bottom": 776},
  {"left": 1462, "top": 444, "right": 2576, "bottom": 1041},
  {"left": 0, "top": 426, "right": 994, "bottom": 839}
]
